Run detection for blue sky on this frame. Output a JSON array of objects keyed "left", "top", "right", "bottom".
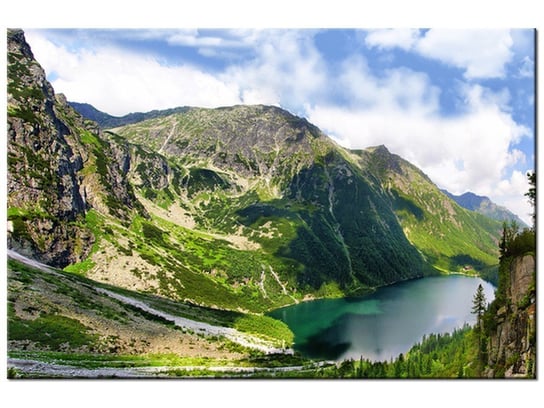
[{"left": 23, "top": 28, "right": 535, "bottom": 224}]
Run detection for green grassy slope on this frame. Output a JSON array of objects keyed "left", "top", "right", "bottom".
[{"left": 358, "top": 145, "right": 501, "bottom": 273}]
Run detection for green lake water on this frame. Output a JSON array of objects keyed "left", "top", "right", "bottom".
[{"left": 268, "top": 275, "right": 495, "bottom": 362}]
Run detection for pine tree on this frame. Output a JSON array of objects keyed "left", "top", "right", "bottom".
[
  {"left": 472, "top": 284, "right": 487, "bottom": 323},
  {"left": 525, "top": 171, "right": 536, "bottom": 229},
  {"left": 471, "top": 284, "right": 487, "bottom": 369}
]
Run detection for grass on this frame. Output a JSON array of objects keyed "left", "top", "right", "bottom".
[
  {"left": 63, "top": 210, "right": 104, "bottom": 275},
  {"left": 7, "top": 350, "right": 239, "bottom": 369},
  {"left": 389, "top": 184, "right": 501, "bottom": 273},
  {"left": 233, "top": 314, "right": 294, "bottom": 346},
  {"left": 9, "top": 253, "right": 296, "bottom": 351},
  {"left": 8, "top": 304, "right": 98, "bottom": 349}
]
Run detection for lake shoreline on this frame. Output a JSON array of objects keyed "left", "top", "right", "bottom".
[{"left": 268, "top": 275, "right": 496, "bottom": 363}]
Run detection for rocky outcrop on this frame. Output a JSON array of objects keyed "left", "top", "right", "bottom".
[
  {"left": 509, "top": 255, "right": 535, "bottom": 305},
  {"left": 486, "top": 254, "right": 536, "bottom": 378},
  {"left": 7, "top": 29, "right": 93, "bottom": 267},
  {"left": 7, "top": 29, "right": 145, "bottom": 267}
]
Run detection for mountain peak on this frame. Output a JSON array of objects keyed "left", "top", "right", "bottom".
[
  {"left": 367, "top": 144, "right": 391, "bottom": 155},
  {"left": 363, "top": 144, "right": 405, "bottom": 178},
  {"left": 442, "top": 190, "right": 528, "bottom": 227}
]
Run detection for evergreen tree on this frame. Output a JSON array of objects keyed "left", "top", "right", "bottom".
[
  {"left": 499, "top": 220, "right": 520, "bottom": 259},
  {"left": 472, "top": 284, "right": 487, "bottom": 323},
  {"left": 471, "top": 284, "right": 487, "bottom": 368},
  {"left": 525, "top": 171, "right": 536, "bottom": 229}
]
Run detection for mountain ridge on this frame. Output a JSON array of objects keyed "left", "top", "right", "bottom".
[
  {"left": 68, "top": 101, "right": 192, "bottom": 129},
  {"left": 442, "top": 190, "right": 528, "bottom": 228},
  {"left": 9, "top": 29, "right": 502, "bottom": 314}
]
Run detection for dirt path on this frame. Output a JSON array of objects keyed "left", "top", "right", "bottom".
[
  {"left": 95, "top": 287, "right": 291, "bottom": 354},
  {"left": 8, "top": 358, "right": 325, "bottom": 378},
  {"left": 8, "top": 249, "right": 293, "bottom": 355},
  {"left": 8, "top": 358, "right": 147, "bottom": 378}
]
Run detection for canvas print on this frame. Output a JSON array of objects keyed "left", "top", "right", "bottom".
[{"left": 6, "top": 28, "right": 535, "bottom": 379}]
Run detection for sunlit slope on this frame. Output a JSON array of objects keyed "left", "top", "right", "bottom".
[
  {"left": 111, "top": 106, "right": 431, "bottom": 296},
  {"left": 358, "top": 145, "right": 501, "bottom": 272}
]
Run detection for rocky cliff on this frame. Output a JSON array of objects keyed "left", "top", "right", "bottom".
[
  {"left": 7, "top": 29, "right": 145, "bottom": 267},
  {"left": 485, "top": 253, "right": 536, "bottom": 378}
]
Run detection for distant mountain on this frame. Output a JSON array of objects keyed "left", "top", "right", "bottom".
[
  {"left": 442, "top": 190, "right": 528, "bottom": 228},
  {"left": 68, "top": 101, "right": 191, "bottom": 129}
]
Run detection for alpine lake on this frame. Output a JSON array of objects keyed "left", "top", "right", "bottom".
[{"left": 268, "top": 275, "right": 495, "bottom": 362}]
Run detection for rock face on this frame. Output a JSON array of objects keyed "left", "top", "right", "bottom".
[
  {"left": 7, "top": 29, "right": 91, "bottom": 266},
  {"left": 7, "top": 29, "right": 144, "bottom": 267},
  {"left": 486, "top": 254, "right": 536, "bottom": 378},
  {"left": 509, "top": 255, "right": 535, "bottom": 305}
]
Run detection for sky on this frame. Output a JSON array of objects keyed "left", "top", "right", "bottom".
[
  {"left": 22, "top": 28, "right": 535, "bottom": 225},
  {"left": 1, "top": 2, "right": 541, "bottom": 406}
]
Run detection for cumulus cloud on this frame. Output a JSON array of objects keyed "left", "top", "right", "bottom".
[
  {"left": 416, "top": 29, "right": 514, "bottom": 79},
  {"left": 223, "top": 30, "right": 327, "bottom": 110},
  {"left": 337, "top": 55, "right": 440, "bottom": 113},
  {"left": 25, "top": 29, "right": 326, "bottom": 116},
  {"left": 23, "top": 28, "right": 533, "bottom": 224},
  {"left": 307, "top": 80, "right": 532, "bottom": 223},
  {"left": 25, "top": 32, "right": 243, "bottom": 115},
  {"left": 365, "top": 28, "right": 514, "bottom": 79},
  {"left": 364, "top": 28, "right": 421, "bottom": 51}
]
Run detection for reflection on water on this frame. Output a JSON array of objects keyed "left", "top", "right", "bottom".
[{"left": 268, "top": 275, "right": 495, "bottom": 362}]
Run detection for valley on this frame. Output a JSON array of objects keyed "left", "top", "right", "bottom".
[{"left": 6, "top": 28, "right": 535, "bottom": 379}]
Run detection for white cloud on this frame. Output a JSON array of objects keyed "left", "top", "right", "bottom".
[
  {"left": 165, "top": 29, "right": 256, "bottom": 48},
  {"left": 25, "top": 29, "right": 326, "bottom": 116},
  {"left": 518, "top": 56, "right": 534, "bottom": 78},
  {"left": 506, "top": 149, "right": 526, "bottom": 167},
  {"left": 23, "top": 29, "right": 533, "bottom": 225},
  {"left": 222, "top": 30, "right": 327, "bottom": 110},
  {"left": 307, "top": 80, "right": 532, "bottom": 224},
  {"left": 416, "top": 29, "right": 513, "bottom": 79},
  {"left": 365, "top": 29, "right": 514, "bottom": 79},
  {"left": 25, "top": 32, "right": 243, "bottom": 116},
  {"left": 495, "top": 170, "right": 533, "bottom": 226},
  {"left": 364, "top": 29, "right": 421, "bottom": 50},
  {"left": 337, "top": 55, "right": 440, "bottom": 114}
]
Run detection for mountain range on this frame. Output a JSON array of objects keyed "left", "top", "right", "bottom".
[
  {"left": 72, "top": 101, "right": 526, "bottom": 228},
  {"left": 7, "top": 28, "right": 508, "bottom": 314}
]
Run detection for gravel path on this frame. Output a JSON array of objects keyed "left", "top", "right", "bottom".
[
  {"left": 8, "top": 358, "right": 148, "bottom": 378},
  {"left": 8, "top": 249, "right": 294, "bottom": 355},
  {"left": 8, "top": 358, "right": 326, "bottom": 378},
  {"left": 95, "top": 287, "right": 292, "bottom": 354}
]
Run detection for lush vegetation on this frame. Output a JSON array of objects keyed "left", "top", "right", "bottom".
[
  {"left": 361, "top": 146, "right": 502, "bottom": 275},
  {"left": 264, "top": 325, "right": 480, "bottom": 378},
  {"left": 8, "top": 304, "right": 99, "bottom": 350}
]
